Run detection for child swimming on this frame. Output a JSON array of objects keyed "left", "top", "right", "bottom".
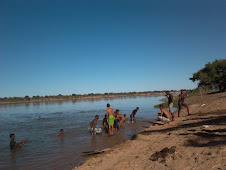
[{"left": 59, "top": 129, "right": 64, "bottom": 136}]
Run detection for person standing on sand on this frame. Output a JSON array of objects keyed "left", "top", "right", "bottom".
[
  {"left": 178, "top": 89, "right": 190, "bottom": 117},
  {"left": 157, "top": 104, "right": 172, "bottom": 124},
  {"left": 130, "top": 107, "right": 139, "bottom": 123},
  {"left": 106, "top": 103, "right": 114, "bottom": 136},
  {"left": 166, "top": 91, "right": 174, "bottom": 120}
]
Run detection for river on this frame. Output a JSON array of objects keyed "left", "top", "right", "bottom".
[{"left": 0, "top": 95, "right": 165, "bottom": 169}]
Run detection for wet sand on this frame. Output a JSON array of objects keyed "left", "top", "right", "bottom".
[{"left": 73, "top": 92, "right": 226, "bottom": 170}]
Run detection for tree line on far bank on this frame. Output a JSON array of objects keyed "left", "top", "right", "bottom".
[{"left": 0, "top": 90, "right": 180, "bottom": 103}]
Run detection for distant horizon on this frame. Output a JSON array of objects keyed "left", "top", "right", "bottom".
[
  {"left": 1, "top": 89, "right": 185, "bottom": 98},
  {"left": 1, "top": 0, "right": 225, "bottom": 98}
]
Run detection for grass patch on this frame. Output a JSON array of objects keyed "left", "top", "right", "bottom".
[{"left": 186, "top": 86, "right": 214, "bottom": 97}]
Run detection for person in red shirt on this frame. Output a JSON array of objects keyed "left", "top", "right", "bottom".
[{"left": 178, "top": 89, "right": 190, "bottom": 117}]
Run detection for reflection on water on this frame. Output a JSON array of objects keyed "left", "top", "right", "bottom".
[{"left": 0, "top": 95, "right": 164, "bottom": 169}]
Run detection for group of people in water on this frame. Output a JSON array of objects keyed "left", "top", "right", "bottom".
[
  {"left": 88, "top": 104, "right": 139, "bottom": 136},
  {"left": 10, "top": 89, "right": 189, "bottom": 148}
]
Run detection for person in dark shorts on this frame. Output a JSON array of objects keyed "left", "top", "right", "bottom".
[
  {"left": 166, "top": 91, "right": 174, "bottom": 120},
  {"left": 178, "top": 89, "right": 190, "bottom": 117},
  {"left": 102, "top": 114, "right": 109, "bottom": 133},
  {"left": 130, "top": 107, "right": 139, "bottom": 123},
  {"left": 10, "top": 134, "right": 28, "bottom": 149},
  {"left": 114, "top": 109, "right": 120, "bottom": 132}
]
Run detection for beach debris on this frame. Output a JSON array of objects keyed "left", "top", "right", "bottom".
[
  {"left": 150, "top": 146, "right": 176, "bottom": 163},
  {"left": 82, "top": 150, "right": 105, "bottom": 156},
  {"left": 90, "top": 127, "right": 102, "bottom": 134},
  {"left": 131, "top": 134, "right": 137, "bottom": 140},
  {"left": 202, "top": 125, "right": 213, "bottom": 128},
  {"left": 165, "top": 164, "right": 173, "bottom": 170},
  {"left": 211, "top": 164, "right": 221, "bottom": 169},
  {"left": 201, "top": 104, "right": 206, "bottom": 107}
]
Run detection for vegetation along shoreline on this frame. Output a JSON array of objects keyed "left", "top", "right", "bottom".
[{"left": 0, "top": 91, "right": 181, "bottom": 105}]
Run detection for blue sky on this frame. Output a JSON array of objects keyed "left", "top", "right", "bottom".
[{"left": 0, "top": 0, "right": 225, "bottom": 97}]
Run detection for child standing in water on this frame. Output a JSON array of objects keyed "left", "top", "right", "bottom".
[
  {"left": 114, "top": 110, "right": 120, "bottom": 132},
  {"left": 88, "top": 115, "right": 99, "bottom": 135},
  {"left": 10, "top": 134, "right": 28, "bottom": 149},
  {"left": 102, "top": 114, "right": 108, "bottom": 133},
  {"left": 106, "top": 103, "right": 114, "bottom": 136},
  {"left": 117, "top": 113, "right": 126, "bottom": 128},
  {"left": 130, "top": 107, "right": 139, "bottom": 123}
]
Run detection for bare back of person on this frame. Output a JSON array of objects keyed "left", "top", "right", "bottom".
[
  {"left": 117, "top": 114, "right": 125, "bottom": 128},
  {"left": 161, "top": 108, "right": 172, "bottom": 120},
  {"left": 90, "top": 119, "right": 97, "bottom": 128},
  {"left": 88, "top": 115, "right": 99, "bottom": 135},
  {"left": 106, "top": 108, "right": 114, "bottom": 117},
  {"left": 158, "top": 104, "right": 172, "bottom": 124},
  {"left": 106, "top": 103, "right": 114, "bottom": 136},
  {"left": 117, "top": 114, "right": 124, "bottom": 119}
]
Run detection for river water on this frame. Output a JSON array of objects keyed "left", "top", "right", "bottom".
[{"left": 0, "top": 95, "right": 165, "bottom": 169}]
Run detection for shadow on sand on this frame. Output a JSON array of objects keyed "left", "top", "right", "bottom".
[{"left": 140, "top": 110, "right": 226, "bottom": 147}]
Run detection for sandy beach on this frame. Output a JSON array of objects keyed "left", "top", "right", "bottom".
[{"left": 73, "top": 92, "right": 226, "bottom": 170}]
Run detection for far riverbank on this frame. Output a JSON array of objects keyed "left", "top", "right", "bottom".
[{"left": 0, "top": 91, "right": 180, "bottom": 105}]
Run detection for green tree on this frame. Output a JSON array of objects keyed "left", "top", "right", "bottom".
[
  {"left": 57, "top": 94, "right": 63, "bottom": 98},
  {"left": 190, "top": 59, "right": 226, "bottom": 91},
  {"left": 32, "top": 95, "right": 40, "bottom": 100},
  {"left": 24, "top": 96, "right": 31, "bottom": 101}
]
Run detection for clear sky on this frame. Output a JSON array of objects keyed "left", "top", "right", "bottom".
[{"left": 0, "top": 0, "right": 225, "bottom": 97}]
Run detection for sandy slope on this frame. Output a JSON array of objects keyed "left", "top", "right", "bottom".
[{"left": 73, "top": 92, "right": 226, "bottom": 170}]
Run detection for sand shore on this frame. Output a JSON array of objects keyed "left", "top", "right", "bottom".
[{"left": 73, "top": 92, "right": 226, "bottom": 170}]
